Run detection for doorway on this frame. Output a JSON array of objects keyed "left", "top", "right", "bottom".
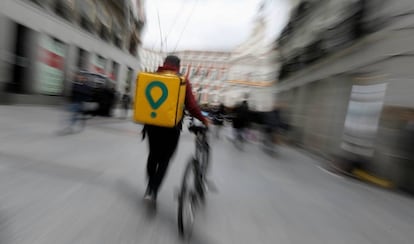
[{"left": 7, "top": 24, "right": 30, "bottom": 93}]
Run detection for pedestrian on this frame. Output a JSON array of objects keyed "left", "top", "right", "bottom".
[
  {"left": 108, "top": 85, "right": 117, "bottom": 116},
  {"left": 232, "top": 100, "right": 250, "bottom": 149},
  {"left": 142, "top": 55, "right": 208, "bottom": 203},
  {"left": 212, "top": 103, "right": 225, "bottom": 139},
  {"left": 262, "top": 108, "right": 280, "bottom": 152},
  {"left": 100, "top": 84, "right": 115, "bottom": 117},
  {"left": 121, "top": 88, "right": 131, "bottom": 119}
]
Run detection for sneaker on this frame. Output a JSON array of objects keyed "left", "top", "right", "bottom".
[
  {"left": 144, "top": 187, "right": 153, "bottom": 201},
  {"left": 144, "top": 187, "right": 158, "bottom": 203},
  {"left": 144, "top": 192, "right": 153, "bottom": 201}
]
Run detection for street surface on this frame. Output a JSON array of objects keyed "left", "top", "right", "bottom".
[{"left": 0, "top": 105, "right": 413, "bottom": 244}]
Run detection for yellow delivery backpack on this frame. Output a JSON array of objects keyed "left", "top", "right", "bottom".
[{"left": 133, "top": 71, "right": 186, "bottom": 127}]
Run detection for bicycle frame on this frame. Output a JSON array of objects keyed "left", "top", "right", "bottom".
[{"left": 194, "top": 129, "right": 209, "bottom": 177}]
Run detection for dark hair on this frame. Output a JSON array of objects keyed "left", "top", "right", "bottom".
[{"left": 164, "top": 55, "right": 180, "bottom": 67}]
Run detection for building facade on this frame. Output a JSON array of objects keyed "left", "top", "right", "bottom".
[
  {"left": 224, "top": 1, "right": 280, "bottom": 111},
  {"left": 171, "top": 50, "right": 231, "bottom": 106},
  {"left": 138, "top": 47, "right": 164, "bottom": 73},
  {"left": 276, "top": 0, "right": 414, "bottom": 191},
  {"left": 0, "top": 0, "right": 145, "bottom": 103},
  {"left": 136, "top": 0, "right": 280, "bottom": 111},
  {"left": 137, "top": 49, "right": 231, "bottom": 106}
]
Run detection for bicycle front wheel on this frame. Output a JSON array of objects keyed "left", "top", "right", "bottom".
[
  {"left": 196, "top": 145, "right": 209, "bottom": 201},
  {"left": 178, "top": 158, "right": 197, "bottom": 237}
]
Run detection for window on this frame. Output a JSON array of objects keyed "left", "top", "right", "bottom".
[
  {"left": 80, "top": 17, "right": 90, "bottom": 32},
  {"left": 99, "top": 25, "right": 109, "bottom": 41},
  {"left": 129, "top": 38, "right": 137, "bottom": 56},
  {"left": 114, "top": 36, "right": 122, "bottom": 48},
  {"left": 55, "top": 2, "right": 64, "bottom": 17},
  {"left": 111, "top": 61, "right": 119, "bottom": 81},
  {"left": 126, "top": 67, "right": 133, "bottom": 90},
  {"left": 54, "top": 1, "right": 72, "bottom": 21},
  {"left": 77, "top": 48, "right": 88, "bottom": 70}
]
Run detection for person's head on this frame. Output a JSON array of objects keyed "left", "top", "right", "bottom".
[{"left": 161, "top": 55, "right": 180, "bottom": 73}]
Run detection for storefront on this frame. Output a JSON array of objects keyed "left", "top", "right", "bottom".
[{"left": 36, "top": 35, "right": 66, "bottom": 95}]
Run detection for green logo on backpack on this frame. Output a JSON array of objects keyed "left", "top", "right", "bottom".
[{"left": 145, "top": 81, "right": 168, "bottom": 118}]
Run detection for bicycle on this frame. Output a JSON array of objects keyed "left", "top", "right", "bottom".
[{"left": 177, "top": 118, "right": 210, "bottom": 237}]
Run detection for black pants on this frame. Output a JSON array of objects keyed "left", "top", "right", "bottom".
[
  {"left": 146, "top": 125, "right": 180, "bottom": 195},
  {"left": 233, "top": 127, "right": 245, "bottom": 142}
]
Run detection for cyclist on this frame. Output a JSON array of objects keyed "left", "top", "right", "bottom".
[
  {"left": 61, "top": 72, "right": 90, "bottom": 134},
  {"left": 142, "top": 55, "right": 208, "bottom": 203}
]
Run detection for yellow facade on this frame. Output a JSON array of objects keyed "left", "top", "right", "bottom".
[{"left": 133, "top": 72, "right": 186, "bottom": 127}]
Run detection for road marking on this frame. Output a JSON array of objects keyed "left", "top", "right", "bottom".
[
  {"left": 317, "top": 165, "right": 344, "bottom": 179},
  {"left": 352, "top": 169, "right": 394, "bottom": 189}
]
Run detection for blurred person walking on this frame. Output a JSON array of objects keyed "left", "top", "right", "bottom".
[
  {"left": 232, "top": 100, "right": 250, "bottom": 149},
  {"left": 99, "top": 84, "right": 116, "bottom": 117},
  {"left": 262, "top": 108, "right": 280, "bottom": 153},
  {"left": 121, "top": 89, "right": 131, "bottom": 119},
  {"left": 142, "top": 55, "right": 208, "bottom": 204},
  {"left": 212, "top": 103, "right": 225, "bottom": 139}
]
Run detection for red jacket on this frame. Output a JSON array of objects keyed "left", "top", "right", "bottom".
[{"left": 157, "top": 65, "right": 206, "bottom": 124}]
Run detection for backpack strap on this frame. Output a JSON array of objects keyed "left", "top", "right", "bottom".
[{"left": 141, "top": 125, "right": 147, "bottom": 141}]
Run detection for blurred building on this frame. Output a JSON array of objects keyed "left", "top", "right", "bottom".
[
  {"left": 138, "top": 47, "right": 164, "bottom": 73},
  {"left": 129, "top": 0, "right": 280, "bottom": 111},
  {"left": 226, "top": 2, "right": 279, "bottom": 111},
  {"left": 138, "top": 49, "right": 231, "bottom": 106},
  {"left": 276, "top": 0, "right": 414, "bottom": 192},
  {"left": 135, "top": 1, "right": 280, "bottom": 111},
  {"left": 0, "top": 0, "right": 145, "bottom": 104},
  {"left": 172, "top": 1, "right": 280, "bottom": 111},
  {"left": 169, "top": 50, "right": 231, "bottom": 106}
]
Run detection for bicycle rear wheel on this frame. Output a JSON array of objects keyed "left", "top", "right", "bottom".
[{"left": 178, "top": 158, "right": 197, "bottom": 237}]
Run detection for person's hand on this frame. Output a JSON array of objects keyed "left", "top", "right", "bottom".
[{"left": 203, "top": 118, "right": 210, "bottom": 127}]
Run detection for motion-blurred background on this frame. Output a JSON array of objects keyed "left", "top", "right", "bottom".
[{"left": 0, "top": 0, "right": 414, "bottom": 243}]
